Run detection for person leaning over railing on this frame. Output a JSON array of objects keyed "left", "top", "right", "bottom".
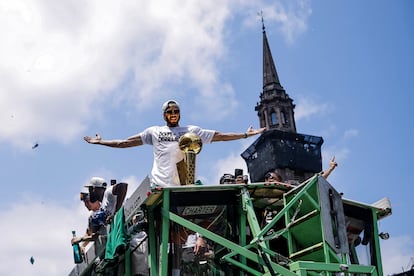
[
  {"left": 84, "top": 176, "right": 128, "bottom": 223},
  {"left": 71, "top": 194, "right": 110, "bottom": 255},
  {"left": 71, "top": 177, "right": 128, "bottom": 256}
]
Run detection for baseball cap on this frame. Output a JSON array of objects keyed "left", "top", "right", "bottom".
[
  {"left": 182, "top": 233, "right": 197, "bottom": 248},
  {"left": 162, "top": 100, "right": 180, "bottom": 112},
  {"left": 85, "top": 177, "right": 107, "bottom": 188}
]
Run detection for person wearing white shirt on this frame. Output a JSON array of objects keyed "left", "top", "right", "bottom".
[{"left": 84, "top": 100, "right": 265, "bottom": 186}]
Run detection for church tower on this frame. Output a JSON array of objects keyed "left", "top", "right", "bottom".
[
  {"left": 255, "top": 21, "right": 297, "bottom": 133},
  {"left": 242, "top": 19, "right": 323, "bottom": 184}
]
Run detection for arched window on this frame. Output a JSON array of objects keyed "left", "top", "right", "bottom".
[
  {"left": 270, "top": 112, "right": 278, "bottom": 126},
  {"left": 281, "top": 111, "right": 286, "bottom": 125}
]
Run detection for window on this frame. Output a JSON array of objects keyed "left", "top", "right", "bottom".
[
  {"left": 281, "top": 111, "right": 286, "bottom": 125},
  {"left": 271, "top": 112, "right": 278, "bottom": 126}
]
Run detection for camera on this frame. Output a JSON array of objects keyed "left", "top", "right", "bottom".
[
  {"left": 80, "top": 192, "right": 89, "bottom": 201},
  {"left": 234, "top": 169, "right": 243, "bottom": 178},
  {"left": 234, "top": 169, "right": 248, "bottom": 184}
]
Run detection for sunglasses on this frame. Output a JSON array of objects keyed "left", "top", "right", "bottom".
[{"left": 165, "top": 109, "right": 180, "bottom": 115}]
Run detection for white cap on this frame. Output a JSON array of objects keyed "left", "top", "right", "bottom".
[
  {"left": 162, "top": 100, "right": 180, "bottom": 112},
  {"left": 85, "top": 177, "right": 107, "bottom": 188},
  {"left": 182, "top": 234, "right": 197, "bottom": 248}
]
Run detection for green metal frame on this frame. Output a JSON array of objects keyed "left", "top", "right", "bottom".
[
  {"left": 275, "top": 175, "right": 383, "bottom": 275},
  {"left": 133, "top": 175, "right": 387, "bottom": 275},
  {"left": 145, "top": 184, "right": 296, "bottom": 276}
]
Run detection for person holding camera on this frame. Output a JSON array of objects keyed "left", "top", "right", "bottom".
[
  {"left": 71, "top": 193, "right": 110, "bottom": 255},
  {"left": 84, "top": 100, "right": 265, "bottom": 187},
  {"left": 84, "top": 177, "right": 128, "bottom": 222},
  {"left": 219, "top": 169, "right": 248, "bottom": 184},
  {"left": 71, "top": 177, "right": 128, "bottom": 254}
]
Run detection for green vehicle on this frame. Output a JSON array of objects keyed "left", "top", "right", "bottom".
[{"left": 69, "top": 173, "right": 391, "bottom": 276}]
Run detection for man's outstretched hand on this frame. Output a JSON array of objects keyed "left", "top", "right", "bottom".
[
  {"left": 84, "top": 133, "right": 101, "bottom": 144},
  {"left": 246, "top": 126, "right": 266, "bottom": 136}
]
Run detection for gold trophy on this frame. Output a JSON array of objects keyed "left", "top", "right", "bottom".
[{"left": 177, "top": 132, "right": 203, "bottom": 185}]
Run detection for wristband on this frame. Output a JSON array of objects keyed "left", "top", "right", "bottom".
[{"left": 244, "top": 133, "right": 248, "bottom": 139}]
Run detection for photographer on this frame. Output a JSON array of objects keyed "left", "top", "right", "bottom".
[
  {"left": 84, "top": 177, "right": 128, "bottom": 223},
  {"left": 71, "top": 194, "right": 110, "bottom": 255}
]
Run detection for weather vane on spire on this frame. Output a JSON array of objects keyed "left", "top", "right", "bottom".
[{"left": 258, "top": 10, "right": 265, "bottom": 31}]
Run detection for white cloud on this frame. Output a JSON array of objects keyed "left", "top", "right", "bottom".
[
  {"left": 0, "top": 174, "right": 146, "bottom": 276},
  {"left": 344, "top": 129, "right": 359, "bottom": 140},
  {"left": 211, "top": 152, "right": 248, "bottom": 183},
  {"left": 269, "top": 0, "right": 312, "bottom": 44},
  {"left": 0, "top": 0, "right": 235, "bottom": 149},
  {"left": 320, "top": 128, "right": 358, "bottom": 169},
  {"left": 206, "top": 138, "right": 254, "bottom": 183},
  {"left": 121, "top": 175, "right": 141, "bottom": 200},
  {"left": 322, "top": 147, "right": 349, "bottom": 165},
  {"left": 295, "top": 97, "right": 332, "bottom": 121},
  {"left": 241, "top": 0, "right": 312, "bottom": 44},
  {"left": 0, "top": 0, "right": 312, "bottom": 150},
  {"left": 0, "top": 197, "right": 87, "bottom": 276},
  {"left": 381, "top": 235, "right": 414, "bottom": 275}
]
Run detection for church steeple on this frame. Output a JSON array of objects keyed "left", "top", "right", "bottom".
[
  {"left": 255, "top": 19, "right": 297, "bottom": 133},
  {"left": 242, "top": 16, "right": 323, "bottom": 184},
  {"left": 262, "top": 20, "right": 282, "bottom": 92}
]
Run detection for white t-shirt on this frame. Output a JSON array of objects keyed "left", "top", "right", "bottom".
[
  {"left": 101, "top": 185, "right": 117, "bottom": 216},
  {"left": 139, "top": 125, "right": 215, "bottom": 186}
]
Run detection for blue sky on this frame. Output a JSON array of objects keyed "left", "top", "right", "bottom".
[{"left": 0, "top": 0, "right": 413, "bottom": 275}]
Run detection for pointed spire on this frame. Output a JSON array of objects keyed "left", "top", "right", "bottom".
[
  {"left": 260, "top": 10, "right": 265, "bottom": 31},
  {"left": 262, "top": 16, "right": 283, "bottom": 91},
  {"left": 255, "top": 13, "right": 296, "bottom": 133}
]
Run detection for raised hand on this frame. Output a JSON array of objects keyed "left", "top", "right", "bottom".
[
  {"left": 84, "top": 133, "right": 102, "bottom": 144},
  {"left": 246, "top": 126, "right": 266, "bottom": 136},
  {"left": 329, "top": 156, "right": 338, "bottom": 168}
]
